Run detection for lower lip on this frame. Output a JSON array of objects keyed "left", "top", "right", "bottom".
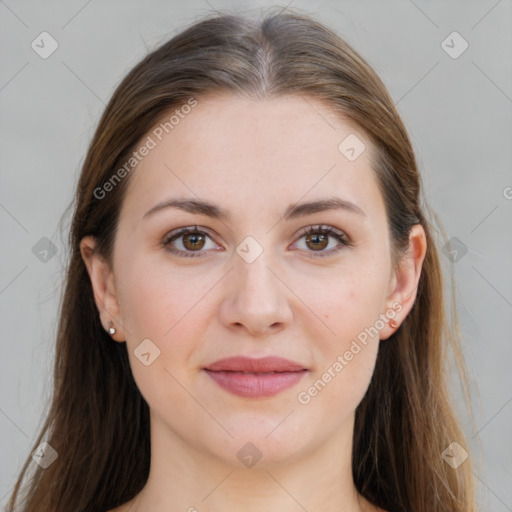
[{"left": 204, "top": 369, "right": 308, "bottom": 398}]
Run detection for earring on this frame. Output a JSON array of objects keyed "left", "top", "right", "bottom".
[
  {"left": 108, "top": 321, "right": 116, "bottom": 335},
  {"left": 389, "top": 319, "right": 398, "bottom": 330}
]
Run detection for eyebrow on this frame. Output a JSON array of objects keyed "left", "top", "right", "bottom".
[{"left": 143, "top": 196, "right": 366, "bottom": 221}]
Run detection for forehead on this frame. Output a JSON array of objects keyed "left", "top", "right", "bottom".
[{"left": 121, "top": 94, "right": 382, "bottom": 222}]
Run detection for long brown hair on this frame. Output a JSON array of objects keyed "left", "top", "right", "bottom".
[{"left": 7, "top": 8, "right": 476, "bottom": 512}]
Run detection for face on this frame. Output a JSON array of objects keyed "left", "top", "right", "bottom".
[{"left": 82, "top": 94, "right": 423, "bottom": 468}]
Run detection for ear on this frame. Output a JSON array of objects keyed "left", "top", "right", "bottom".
[
  {"left": 80, "top": 235, "right": 125, "bottom": 342},
  {"left": 380, "top": 224, "right": 427, "bottom": 340}
]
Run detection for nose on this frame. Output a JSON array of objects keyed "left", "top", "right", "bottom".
[{"left": 217, "top": 248, "right": 293, "bottom": 337}]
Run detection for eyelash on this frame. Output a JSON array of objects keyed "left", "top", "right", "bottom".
[{"left": 161, "top": 224, "right": 350, "bottom": 259}]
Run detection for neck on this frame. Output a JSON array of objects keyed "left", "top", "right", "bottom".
[{"left": 129, "top": 410, "right": 375, "bottom": 512}]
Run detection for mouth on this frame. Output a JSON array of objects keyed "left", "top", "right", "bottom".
[{"left": 203, "top": 356, "right": 308, "bottom": 398}]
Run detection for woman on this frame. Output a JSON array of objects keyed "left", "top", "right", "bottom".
[{"left": 6, "top": 9, "right": 476, "bottom": 512}]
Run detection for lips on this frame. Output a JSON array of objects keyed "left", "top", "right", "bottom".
[
  {"left": 203, "top": 356, "right": 308, "bottom": 398},
  {"left": 205, "top": 356, "right": 306, "bottom": 373}
]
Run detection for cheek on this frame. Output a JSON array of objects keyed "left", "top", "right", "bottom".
[
  {"left": 297, "top": 281, "right": 382, "bottom": 420},
  {"left": 116, "top": 263, "right": 208, "bottom": 413},
  {"left": 294, "top": 268, "right": 386, "bottom": 408},
  {"left": 298, "top": 265, "right": 389, "bottom": 349},
  {"left": 117, "top": 255, "right": 211, "bottom": 340},
  {"left": 116, "top": 256, "right": 224, "bottom": 376},
  {"left": 298, "top": 344, "right": 379, "bottom": 432}
]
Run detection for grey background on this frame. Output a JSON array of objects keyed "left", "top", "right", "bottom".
[{"left": 1, "top": 0, "right": 511, "bottom": 510}]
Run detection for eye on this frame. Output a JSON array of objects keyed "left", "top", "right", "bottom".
[
  {"left": 161, "top": 224, "right": 350, "bottom": 259},
  {"left": 161, "top": 225, "right": 219, "bottom": 258},
  {"left": 291, "top": 224, "right": 350, "bottom": 258}
]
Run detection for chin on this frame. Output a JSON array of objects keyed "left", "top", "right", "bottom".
[{"left": 208, "top": 425, "right": 316, "bottom": 469}]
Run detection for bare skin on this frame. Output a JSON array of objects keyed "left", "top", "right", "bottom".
[{"left": 81, "top": 93, "right": 426, "bottom": 512}]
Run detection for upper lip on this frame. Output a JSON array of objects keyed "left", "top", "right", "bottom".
[{"left": 204, "top": 356, "right": 307, "bottom": 373}]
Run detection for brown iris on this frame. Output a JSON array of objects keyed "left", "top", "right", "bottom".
[
  {"left": 182, "top": 232, "right": 206, "bottom": 251},
  {"left": 305, "top": 233, "right": 328, "bottom": 251}
]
